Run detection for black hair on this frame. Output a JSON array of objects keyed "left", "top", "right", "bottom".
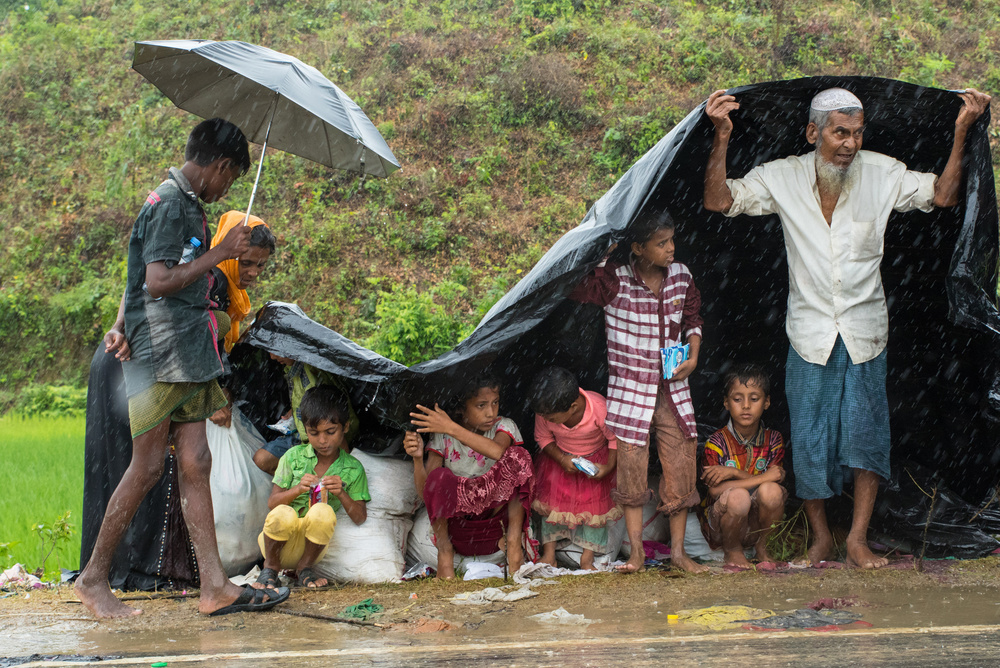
[
  {"left": 249, "top": 224, "right": 276, "bottom": 253},
  {"left": 529, "top": 367, "right": 580, "bottom": 414},
  {"left": 441, "top": 373, "right": 501, "bottom": 420},
  {"left": 609, "top": 208, "right": 677, "bottom": 263},
  {"left": 299, "top": 385, "right": 350, "bottom": 428},
  {"left": 722, "top": 363, "right": 771, "bottom": 397},
  {"left": 185, "top": 118, "right": 251, "bottom": 175}
]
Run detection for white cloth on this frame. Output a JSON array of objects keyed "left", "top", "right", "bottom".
[
  {"left": 427, "top": 417, "right": 523, "bottom": 478},
  {"left": 725, "top": 150, "right": 936, "bottom": 365}
]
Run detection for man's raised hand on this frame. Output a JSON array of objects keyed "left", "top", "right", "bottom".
[
  {"left": 706, "top": 89, "right": 740, "bottom": 134},
  {"left": 956, "top": 88, "right": 992, "bottom": 130},
  {"left": 216, "top": 223, "right": 252, "bottom": 260}
]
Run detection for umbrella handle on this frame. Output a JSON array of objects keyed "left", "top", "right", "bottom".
[{"left": 243, "top": 94, "right": 278, "bottom": 225}]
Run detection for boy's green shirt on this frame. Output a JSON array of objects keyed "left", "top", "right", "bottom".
[{"left": 272, "top": 444, "right": 370, "bottom": 518}]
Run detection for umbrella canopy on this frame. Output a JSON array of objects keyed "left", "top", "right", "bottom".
[{"left": 132, "top": 39, "right": 400, "bottom": 178}]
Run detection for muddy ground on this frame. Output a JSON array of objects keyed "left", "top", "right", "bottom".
[{"left": 2, "top": 557, "right": 999, "bottom": 665}]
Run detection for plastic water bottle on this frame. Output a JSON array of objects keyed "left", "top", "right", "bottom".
[{"left": 178, "top": 236, "right": 202, "bottom": 264}]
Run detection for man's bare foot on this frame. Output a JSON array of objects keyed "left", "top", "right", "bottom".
[
  {"left": 807, "top": 531, "right": 834, "bottom": 565},
  {"left": 615, "top": 552, "right": 645, "bottom": 573},
  {"left": 197, "top": 582, "right": 245, "bottom": 615},
  {"left": 75, "top": 578, "right": 142, "bottom": 619},
  {"left": 672, "top": 553, "right": 709, "bottom": 574},
  {"left": 845, "top": 538, "right": 889, "bottom": 569},
  {"left": 723, "top": 550, "right": 753, "bottom": 570}
]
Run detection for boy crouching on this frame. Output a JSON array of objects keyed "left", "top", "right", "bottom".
[
  {"left": 255, "top": 386, "right": 369, "bottom": 590},
  {"left": 701, "top": 364, "right": 786, "bottom": 569}
]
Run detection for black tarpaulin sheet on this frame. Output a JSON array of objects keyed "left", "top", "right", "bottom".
[{"left": 232, "top": 76, "right": 999, "bottom": 550}]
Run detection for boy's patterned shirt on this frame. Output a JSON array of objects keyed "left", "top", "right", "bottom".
[
  {"left": 572, "top": 260, "right": 703, "bottom": 445},
  {"left": 703, "top": 420, "right": 784, "bottom": 475}
]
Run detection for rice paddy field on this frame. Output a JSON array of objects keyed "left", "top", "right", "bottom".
[{"left": 0, "top": 416, "right": 85, "bottom": 575}]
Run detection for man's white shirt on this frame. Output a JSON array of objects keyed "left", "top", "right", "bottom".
[{"left": 725, "top": 150, "right": 936, "bottom": 365}]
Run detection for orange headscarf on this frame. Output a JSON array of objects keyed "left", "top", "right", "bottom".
[{"left": 211, "top": 210, "right": 269, "bottom": 352}]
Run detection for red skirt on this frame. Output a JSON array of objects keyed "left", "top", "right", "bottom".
[
  {"left": 424, "top": 445, "right": 534, "bottom": 521},
  {"left": 532, "top": 442, "right": 621, "bottom": 528}
]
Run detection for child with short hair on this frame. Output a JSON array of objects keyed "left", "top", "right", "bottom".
[
  {"left": 76, "top": 118, "right": 290, "bottom": 618},
  {"left": 255, "top": 386, "right": 370, "bottom": 590},
  {"left": 701, "top": 364, "right": 786, "bottom": 569},
  {"left": 571, "top": 210, "right": 707, "bottom": 573},
  {"left": 403, "top": 374, "right": 534, "bottom": 579},
  {"left": 530, "top": 367, "right": 621, "bottom": 570}
]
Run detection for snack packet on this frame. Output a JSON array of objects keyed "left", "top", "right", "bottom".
[
  {"left": 572, "top": 456, "right": 600, "bottom": 477},
  {"left": 661, "top": 344, "right": 690, "bottom": 379}
]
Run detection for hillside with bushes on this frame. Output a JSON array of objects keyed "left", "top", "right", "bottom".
[{"left": 1, "top": 0, "right": 998, "bottom": 407}]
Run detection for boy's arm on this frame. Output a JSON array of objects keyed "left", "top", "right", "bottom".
[
  {"left": 267, "top": 480, "right": 312, "bottom": 510},
  {"left": 567, "top": 262, "right": 618, "bottom": 307},
  {"left": 593, "top": 447, "right": 617, "bottom": 480},
  {"left": 670, "top": 277, "right": 704, "bottom": 382},
  {"left": 144, "top": 224, "right": 251, "bottom": 299},
  {"left": 707, "top": 466, "right": 783, "bottom": 498}
]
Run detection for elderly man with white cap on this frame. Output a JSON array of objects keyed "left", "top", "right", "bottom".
[{"left": 702, "top": 85, "right": 991, "bottom": 569}]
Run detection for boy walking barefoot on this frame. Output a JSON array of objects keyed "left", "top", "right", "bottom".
[
  {"left": 76, "top": 119, "right": 289, "bottom": 618},
  {"left": 701, "top": 364, "right": 786, "bottom": 569}
]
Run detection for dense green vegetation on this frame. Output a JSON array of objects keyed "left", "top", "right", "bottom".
[{"left": 1, "top": 0, "right": 998, "bottom": 396}]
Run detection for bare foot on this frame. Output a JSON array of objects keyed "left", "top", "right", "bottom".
[
  {"left": 807, "top": 531, "right": 834, "bottom": 566},
  {"left": 538, "top": 544, "right": 557, "bottom": 567},
  {"left": 198, "top": 582, "right": 246, "bottom": 615},
  {"left": 845, "top": 539, "right": 889, "bottom": 569},
  {"left": 75, "top": 577, "right": 142, "bottom": 619},
  {"left": 723, "top": 550, "right": 753, "bottom": 570},
  {"left": 754, "top": 541, "right": 775, "bottom": 564},
  {"left": 436, "top": 546, "right": 456, "bottom": 580},
  {"left": 579, "top": 550, "right": 596, "bottom": 571},
  {"left": 616, "top": 552, "right": 645, "bottom": 573},
  {"left": 506, "top": 540, "right": 524, "bottom": 575},
  {"left": 672, "top": 553, "right": 709, "bottom": 574}
]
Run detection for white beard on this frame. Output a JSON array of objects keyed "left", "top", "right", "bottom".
[{"left": 815, "top": 150, "right": 861, "bottom": 198}]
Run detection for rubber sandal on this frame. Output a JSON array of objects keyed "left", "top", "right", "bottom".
[
  {"left": 208, "top": 584, "right": 290, "bottom": 616},
  {"left": 255, "top": 567, "right": 280, "bottom": 589},
  {"left": 296, "top": 567, "right": 331, "bottom": 589}
]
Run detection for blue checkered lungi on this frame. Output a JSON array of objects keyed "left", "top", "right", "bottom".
[{"left": 785, "top": 337, "right": 890, "bottom": 500}]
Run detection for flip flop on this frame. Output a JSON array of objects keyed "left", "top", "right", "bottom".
[
  {"left": 208, "top": 584, "right": 290, "bottom": 616},
  {"left": 255, "top": 567, "right": 281, "bottom": 589},
  {"left": 296, "top": 567, "right": 331, "bottom": 590}
]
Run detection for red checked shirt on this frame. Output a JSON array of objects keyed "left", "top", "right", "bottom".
[
  {"left": 703, "top": 420, "right": 785, "bottom": 475},
  {"left": 571, "top": 260, "right": 703, "bottom": 445}
]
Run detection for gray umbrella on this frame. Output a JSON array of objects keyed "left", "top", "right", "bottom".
[{"left": 132, "top": 39, "right": 400, "bottom": 218}]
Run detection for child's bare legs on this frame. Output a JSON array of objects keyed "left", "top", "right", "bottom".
[
  {"left": 718, "top": 489, "right": 753, "bottom": 569},
  {"left": 752, "top": 482, "right": 786, "bottom": 563},
  {"left": 432, "top": 517, "right": 456, "bottom": 579},
  {"left": 171, "top": 420, "right": 246, "bottom": 614},
  {"left": 803, "top": 498, "right": 833, "bottom": 564},
  {"left": 505, "top": 497, "right": 525, "bottom": 574},
  {"left": 76, "top": 419, "right": 172, "bottom": 618},
  {"left": 539, "top": 541, "right": 557, "bottom": 567},
  {"left": 669, "top": 509, "right": 709, "bottom": 573},
  {"left": 620, "top": 504, "right": 645, "bottom": 572},
  {"left": 579, "top": 548, "right": 596, "bottom": 571}
]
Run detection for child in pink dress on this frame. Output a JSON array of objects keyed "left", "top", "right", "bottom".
[{"left": 530, "top": 367, "right": 621, "bottom": 570}]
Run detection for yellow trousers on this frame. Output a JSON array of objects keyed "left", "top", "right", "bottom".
[{"left": 257, "top": 503, "right": 336, "bottom": 570}]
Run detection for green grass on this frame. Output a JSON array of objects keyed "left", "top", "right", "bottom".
[{"left": 0, "top": 415, "right": 85, "bottom": 575}]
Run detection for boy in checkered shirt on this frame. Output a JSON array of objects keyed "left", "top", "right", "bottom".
[{"left": 571, "top": 211, "right": 706, "bottom": 574}]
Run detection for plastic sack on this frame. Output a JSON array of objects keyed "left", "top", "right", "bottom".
[
  {"left": 405, "top": 506, "right": 506, "bottom": 570},
  {"left": 553, "top": 516, "right": 626, "bottom": 569},
  {"left": 313, "top": 451, "right": 419, "bottom": 583},
  {"left": 206, "top": 407, "right": 273, "bottom": 576}
]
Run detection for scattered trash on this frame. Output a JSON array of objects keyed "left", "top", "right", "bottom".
[
  {"left": 463, "top": 562, "right": 504, "bottom": 581},
  {"left": 387, "top": 618, "right": 461, "bottom": 633},
  {"left": 0, "top": 564, "right": 46, "bottom": 590},
  {"left": 667, "top": 614, "right": 679, "bottom": 623},
  {"left": 741, "top": 608, "right": 864, "bottom": 630},
  {"left": 529, "top": 607, "right": 597, "bottom": 625},
  {"left": 806, "top": 596, "right": 861, "bottom": 611},
  {"left": 409, "top": 592, "right": 418, "bottom": 600},
  {"left": 401, "top": 562, "right": 435, "bottom": 581},
  {"left": 511, "top": 561, "right": 601, "bottom": 585},
  {"left": 151, "top": 663, "right": 169, "bottom": 667},
  {"left": 677, "top": 605, "right": 774, "bottom": 631},
  {"left": 450, "top": 586, "right": 539, "bottom": 605},
  {"left": 340, "top": 598, "right": 384, "bottom": 620}
]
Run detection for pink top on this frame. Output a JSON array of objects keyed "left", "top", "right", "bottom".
[{"left": 534, "top": 389, "right": 618, "bottom": 456}]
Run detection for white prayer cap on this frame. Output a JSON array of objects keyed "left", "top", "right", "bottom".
[{"left": 810, "top": 87, "right": 863, "bottom": 111}]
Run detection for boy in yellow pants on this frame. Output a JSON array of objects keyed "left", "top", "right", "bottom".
[{"left": 255, "top": 386, "right": 369, "bottom": 589}]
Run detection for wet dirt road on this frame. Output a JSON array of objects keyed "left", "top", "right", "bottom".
[{"left": 3, "top": 562, "right": 1000, "bottom": 667}]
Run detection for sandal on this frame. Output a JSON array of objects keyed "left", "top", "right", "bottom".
[
  {"left": 208, "top": 584, "right": 290, "bottom": 616},
  {"left": 255, "top": 567, "right": 281, "bottom": 589},
  {"left": 296, "top": 567, "right": 331, "bottom": 589}
]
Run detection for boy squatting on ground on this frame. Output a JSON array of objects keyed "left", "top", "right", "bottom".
[
  {"left": 76, "top": 118, "right": 290, "bottom": 618},
  {"left": 701, "top": 364, "right": 786, "bottom": 570},
  {"left": 530, "top": 367, "right": 621, "bottom": 570},
  {"left": 254, "top": 386, "right": 370, "bottom": 590},
  {"left": 571, "top": 211, "right": 707, "bottom": 574},
  {"left": 253, "top": 354, "right": 360, "bottom": 475}
]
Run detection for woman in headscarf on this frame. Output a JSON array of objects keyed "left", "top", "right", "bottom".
[{"left": 208, "top": 210, "right": 276, "bottom": 428}]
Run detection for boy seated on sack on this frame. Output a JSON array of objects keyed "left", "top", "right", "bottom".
[
  {"left": 700, "top": 363, "right": 786, "bottom": 569},
  {"left": 253, "top": 386, "right": 370, "bottom": 589}
]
